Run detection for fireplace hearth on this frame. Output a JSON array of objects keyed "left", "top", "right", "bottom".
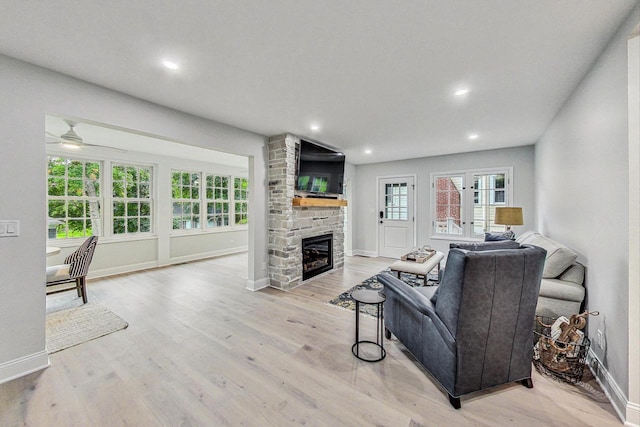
[{"left": 302, "top": 234, "right": 333, "bottom": 280}]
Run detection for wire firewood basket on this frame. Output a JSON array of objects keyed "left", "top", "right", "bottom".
[{"left": 533, "top": 316, "right": 591, "bottom": 384}]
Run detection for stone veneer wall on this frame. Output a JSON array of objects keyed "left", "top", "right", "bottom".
[{"left": 268, "top": 133, "right": 345, "bottom": 290}]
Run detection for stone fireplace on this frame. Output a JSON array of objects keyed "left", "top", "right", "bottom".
[{"left": 268, "top": 133, "right": 345, "bottom": 290}]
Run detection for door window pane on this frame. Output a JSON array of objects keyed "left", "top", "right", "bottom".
[{"left": 384, "top": 183, "right": 408, "bottom": 220}]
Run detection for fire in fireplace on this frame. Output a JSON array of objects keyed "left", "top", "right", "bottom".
[{"left": 302, "top": 234, "right": 333, "bottom": 280}]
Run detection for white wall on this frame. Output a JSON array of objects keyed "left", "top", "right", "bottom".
[
  {"left": 352, "top": 145, "right": 536, "bottom": 256},
  {"left": 0, "top": 54, "right": 268, "bottom": 383},
  {"left": 535, "top": 5, "right": 639, "bottom": 421},
  {"left": 627, "top": 29, "right": 640, "bottom": 427}
]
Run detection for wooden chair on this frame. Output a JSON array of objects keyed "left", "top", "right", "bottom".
[{"left": 46, "top": 236, "right": 98, "bottom": 303}]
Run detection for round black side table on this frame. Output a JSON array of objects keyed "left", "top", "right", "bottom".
[{"left": 351, "top": 289, "right": 386, "bottom": 362}]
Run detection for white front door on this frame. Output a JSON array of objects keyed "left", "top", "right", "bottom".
[{"left": 378, "top": 176, "right": 415, "bottom": 258}]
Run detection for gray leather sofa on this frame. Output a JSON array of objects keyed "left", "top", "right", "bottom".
[
  {"left": 378, "top": 242, "right": 546, "bottom": 408},
  {"left": 516, "top": 231, "right": 585, "bottom": 318}
]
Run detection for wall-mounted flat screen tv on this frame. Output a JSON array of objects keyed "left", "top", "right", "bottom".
[{"left": 295, "top": 140, "right": 345, "bottom": 198}]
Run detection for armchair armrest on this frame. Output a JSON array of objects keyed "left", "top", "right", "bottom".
[{"left": 377, "top": 273, "right": 455, "bottom": 351}]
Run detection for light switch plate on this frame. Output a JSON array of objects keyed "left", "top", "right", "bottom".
[{"left": 0, "top": 220, "right": 20, "bottom": 237}]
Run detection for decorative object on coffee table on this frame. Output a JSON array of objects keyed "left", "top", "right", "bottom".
[{"left": 401, "top": 245, "right": 436, "bottom": 263}]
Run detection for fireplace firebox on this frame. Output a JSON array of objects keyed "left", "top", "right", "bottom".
[{"left": 302, "top": 234, "right": 333, "bottom": 280}]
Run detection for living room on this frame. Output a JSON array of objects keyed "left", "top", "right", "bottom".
[{"left": 0, "top": 2, "right": 638, "bottom": 426}]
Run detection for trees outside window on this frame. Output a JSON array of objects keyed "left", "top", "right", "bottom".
[
  {"left": 234, "top": 177, "right": 248, "bottom": 225},
  {"left": 47, "top": 157, "right": 102, "bottom": 239},
  {"left": 171, "top": 170, "right": 201, "bottom": 230},
  {"left": 171, "top": 171, "right": 247, "bottom": 231},
  {"left": 206, "top": 174, "right": 230, "bottom": 227},
  {"left": 112, "top": 164, "right": 152, "bottom": 234}
]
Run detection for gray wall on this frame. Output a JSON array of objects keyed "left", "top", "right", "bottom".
[
  {"left": 353, "top": 145, "right": 536, "bottom": 255},
  {"left": 535, "top": 6, "right": 639, "bottom": 398},
  {"left": 0, "top": 55, "right": 268, "bottom": 382}
]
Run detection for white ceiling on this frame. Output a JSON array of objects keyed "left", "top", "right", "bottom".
[
  {"left": 44, "top": 115, "right": 249, "bottom": 169},
  {"left": 1, "top": 1, "right": 637, "bottom": 164}
]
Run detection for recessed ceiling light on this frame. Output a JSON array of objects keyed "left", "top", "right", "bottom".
[
  {"left": 310, "top": 124, "right": 320, "bottom": 131},
  {"left": 454, "top": 88, "right": 470, "bottom": 96},
  {"left": 468, "top": 133, "right": 479, "bottom": 140},
  {"left": 364, "top": 149, "right": 372, "bottom": 154},
  {"left": 162, "top": 60, "right": 179, "bottom": 70}
]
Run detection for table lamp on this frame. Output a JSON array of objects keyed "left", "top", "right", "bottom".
[{"left": 494, "top": 207, "right": 524, "bottom": 239}]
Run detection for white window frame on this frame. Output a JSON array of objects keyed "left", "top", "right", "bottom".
[
  {"left": 47, "top": 156, "right": 103, "bottom": 241},
  {"left": 205, "top": 173, "right": 231, "bottom": 228},
  {"left": 233, "top": 177, "right": 249, "bottom": 226},
  {"left": 170, "top": 170, "right": 248, "bottom": 234},
  {"left": 430, "top": 167, "right": 513, "bottom": 240},
  {"left": 171, "top": 170, "right": 202, "bottom": 232},
  {"left": 111, "top": 163, "right": 154, "bottom": 236}
]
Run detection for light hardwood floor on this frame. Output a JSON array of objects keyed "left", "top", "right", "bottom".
[{"left": 0, "top": 254, "right": 621, "bottom": 426}]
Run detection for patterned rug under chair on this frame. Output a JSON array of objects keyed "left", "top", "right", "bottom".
[{"left": 327, "top": 267, "right": 438, "bottom": 317}]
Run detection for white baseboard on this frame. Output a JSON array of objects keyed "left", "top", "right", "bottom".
[
  {"left": 627, "top": 402, "right": 640, "bottom": 427},
  {"left": 351, "top": 249, "right": 378, "bottom": 258},
  {"left": 588, "top": 350, "right": 639, "bottom": 426},
  {"left": 89, "top": 261, "right": 159, "bottom": 279},
  {"left": 345, "top": 249, "right": 354, "bottom": 257},
  {"left": 0, "top": 351, "right": 49, "bottom": 385},
  {"left": 87, "top": 247, "right": 249, "bottom": 279},
  {"left": 246, "top": 277, "right": 270, "bottom": 291},
  {"left": 169, "top": 246, "right": 248, "bottom": 265}
]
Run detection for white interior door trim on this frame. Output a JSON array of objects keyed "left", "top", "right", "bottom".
[{"left": 376, "top": 174, "right": 417, "bottom": 257}]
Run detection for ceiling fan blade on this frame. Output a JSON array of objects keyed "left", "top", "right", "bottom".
[{"left": 82, "top": 142, "right": 128, "bottom": 153}]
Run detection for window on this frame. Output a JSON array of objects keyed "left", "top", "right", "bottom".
[
  {"left": 432, "top": 168, "right": 512, "bottom": 238},
  {"left": 171, "top": 171, "right": 247, "bottom": 231},
  {"left": 385, "top": 182, "right": 408, "bottom": 220},
  {"left": 234, "top": 177, "right": 248, "bottom": 225},
  {"left": 205, "top": 174, "right": 230, "bottom": 227},
  {"left": 171, "top": 170, "right": 201, "bottom": 230},
  {"left": 112, "top": 164, "right": 152, "bottom": 234},
  {"left": 47, "top": 157, "right": 102, "bottom": 239}
]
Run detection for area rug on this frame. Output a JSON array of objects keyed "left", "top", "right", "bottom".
[
  {"left": 46, "top": 303, "right": 128, "bottom": 354},
  {"left": 328, "top": 268, "right": 437, "bottom": 316}
]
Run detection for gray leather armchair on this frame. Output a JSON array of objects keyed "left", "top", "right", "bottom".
[{"left": 378, "top": 243, "right": 546, "bottom": 408}]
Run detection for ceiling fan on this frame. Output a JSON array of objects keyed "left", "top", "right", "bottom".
[{"left": 46, "top": 121, "right": 127, "bottom": 152}]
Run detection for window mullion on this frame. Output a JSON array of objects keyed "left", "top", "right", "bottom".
[
  {"left": 464, "top": 172, "right": 473, "bottom": 238},
  {"left": 104, "top": 159, "right": 113, "bottom": 238}
]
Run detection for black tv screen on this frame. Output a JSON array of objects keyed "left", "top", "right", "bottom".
[{"left": 296, "top": 140, "right": 345, "bottom": 198}]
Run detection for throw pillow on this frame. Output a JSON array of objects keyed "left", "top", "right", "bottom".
[{"left": 485, "top": 230, "right": 515, "bottom": 241}]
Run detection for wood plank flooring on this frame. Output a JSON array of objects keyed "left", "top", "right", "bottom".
[{"left": 0, "top": 253, "right": 622, "bottom": 426}]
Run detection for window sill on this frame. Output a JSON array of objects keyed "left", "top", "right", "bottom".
[{"left": 170, "top": 226, "right": 248, "bottom": 237}]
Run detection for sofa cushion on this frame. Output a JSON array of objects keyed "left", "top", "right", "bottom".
[
  {"left": 558, "top": 263, "right": 585, "bottom": 285},
  {"left": 538, "top": 278, "right": 585, "bottom": 303},
  {"left": 516, "top": 231, "right": 577, "bottom": 278}
]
